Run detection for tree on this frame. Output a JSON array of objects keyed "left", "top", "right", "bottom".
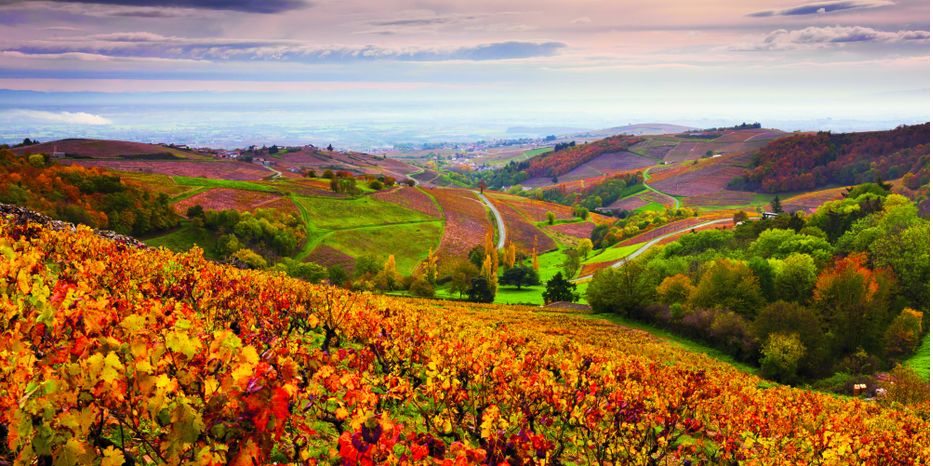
[
  {"left": 760, "top": 333, "right": 807, "bottom": 384},
  {"left": 543, "top": 272, "right": 579, "bottom": 304},
  {"left": 882, "top": 308, "right": 924, "bottom": 359},
  {"left": 733, "top": 210, "right": 748, "bottom": 224},
  {"left": 478, "top": 180, "right": 487, "bottom": 194},
  {"left": 770, "top": 195, "right": 783, "bottom": 213},
  {"left": 327, "top": 144, "right": 334, "bottom": 151},
  {"left": 656, "top": 274, "right": 695, "bottom": 305},
  {"left": 586, "top": 260, "right": 655, "bottom": 315},
  {"left": 467, "top": 245, "right": 486, "bottom": 268},
  {"left": 561, "top": 248, "right": 581, "bottom": 278},
  {"left": 374, "top": 255, "right": 401, "bottom": 291},
  {"left": 354, "top": 254, "right": 382, "bottom": 278},
  {"left": 481, "top": 254, "right": 498, "bottom": 296},
  {"left": 422, "top": 247, "right": 438, "bottom": 284},
  {"left": 186, "top": 204, "right": 205, "bottom": 219},
  {"left": 468, "top": 277, "right": 495, "bottom": 303},
  {"left": 501, "top": 265, "right": 540, "bottom": 290},
  {"left": 449, "top": 259, "right": 479, "bottom": 298},
  {"left": 577, "top": 238, "right": 593, "bottom": 259},
  {"left": 813, "top": 254, "right": 895, "bottom": 355},
  {"left": 504, "top": 242, "right": 517, "bottom": 269},
  {"left": 773, "top": 253, "right": 817, "bottom": 304},
  {"left": 546, "top": 211, "right": 556, "bottom": 225},
  {"left": 753, "top": 301, "right": 826, "bottom": 376},
  {"left": 689, "top": 259, "right": 764, "bottom": 319},
  {"left": 409, "top": 277, "right": 435, "bottom": 298}
]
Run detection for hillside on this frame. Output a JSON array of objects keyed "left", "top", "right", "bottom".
[
  {"left": 736, "top": 123, "right": 930, "bottom": 193},
  {"left": 1, "top": 213, "right": 928, "bottom": 464}
]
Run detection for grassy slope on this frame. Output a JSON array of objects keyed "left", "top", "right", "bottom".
[
  {"left": 906, "top": 333, "right": 930, "bottom": 379},
  {"left": 289, "top": 194, "right": 443, "bottom": 273},
  {"left": 585, "top": 313, "right": 757, "bottom": 374}
]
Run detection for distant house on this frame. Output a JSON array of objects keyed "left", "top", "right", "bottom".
[
  {"left": 50, "top": 145, "right": 65, "bottom": 158},
  {"left": 762, "top": 211, "right": 780, "bottom": 219}
]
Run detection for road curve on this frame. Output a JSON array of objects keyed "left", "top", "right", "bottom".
[
  {"left": 574, "top": 217, "right": 740, "bottom": 282},
  {"left": 475, "top": 191, "right": 506, "bottom": 249}
]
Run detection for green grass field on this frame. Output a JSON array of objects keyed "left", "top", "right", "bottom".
[
  {"left": 522, "top": 147, "right": 554, "bottom": 158},
  {"left": 635, "top": 202, "right": 665, "bottom": 213},
  {"left": 320, "top": 221, "right": 442, "bottom": 274},
  {"left": 583, "top": 242, "right": 645, "bottom": 265},
  {"left": 171, "top": 176, "right": 278, "bottom": 193},
  {"left": 292, "top": 196, "right": 435, "bottom": 230},
  {"left": 143, "top": 221, "right": 221, "bottom": 260},
  {"left": 906, "top": 333, "right": 930, "bottom": 379}
]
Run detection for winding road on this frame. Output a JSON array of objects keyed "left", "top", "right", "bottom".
[
  {"left": 476, "top": 191, "right": 506, "bottom": 249},
  {"left": 574, "top": 217, "right": 741, "bottom": 282}
]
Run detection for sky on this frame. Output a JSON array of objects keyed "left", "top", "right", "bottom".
[{"left": 0, "top": 0, "right": 929, "bottom": 147}]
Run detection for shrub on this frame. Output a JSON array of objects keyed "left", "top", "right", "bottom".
[
  {"left": 232, "top": 248, "right": 268, "bottom": 269},
  {"left": 759, "top": 333, "right": 807, "bottom": 383},
  {"left": 409, "top": 277, "right": 436, "bottom": 298},
  {"left": 882, "top": 308, "right": 924, "bottom": 359}
]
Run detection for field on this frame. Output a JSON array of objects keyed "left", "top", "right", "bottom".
[
  {"left": 11, "top": 138, "right": 206, "bottom": 159},
  {"left": 487, "top": 196, "right": 555, "bottom": 252},
  {"left": 578, "top": 242, "right": 645, "bottom": 276},
  {"left": 67, "top": 159, "right": 271, "bottom": 180},
  {"left": 617, "top": 217, "right": 710, "bottom": 247},
  {"left": 372, "top": 186, "right": 442, "bottom": 218},
  {"left": 487, "top": 192, "right": 575, "bottom": 221},
  {"left": 683, "top": 190, "right": 757, "bottom": 208},
  {"left": 522, "top": 151, "right": 655, "bottom": 187},
  {"left": 172, "top": 188, "right": 297, "bottom": 215},
  {"left": 288, "top": 194, "right": 442, "bottom": 272},
  {"left": 317, "top": 221, "right": 442, "bottom": 274},
  {"left": 547, "top": 221, "right": 596, "bottom": 239},
  {"left": 5, "top": 219, "right": 926, "bottom": 465},
  {"left": 292, "top": 195, "right": 434, "bottom": 230},
  {"left": 650, "top": 152, "right": 755, "bottom": 197},
  {"left": 424, "top": 188, "right": 493, "bottom": 262},
  {"left": 783, "top": 186, "right": 849, "bottom": 213}
]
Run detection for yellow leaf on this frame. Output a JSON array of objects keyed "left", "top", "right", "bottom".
[
  {"left": 101, "top": 446, "right": 125, "bottom": 466},
  {"left": 335, "top": 407, "right": 349, "bottom": 421}
]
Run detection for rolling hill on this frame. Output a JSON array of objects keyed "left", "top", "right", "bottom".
[{"left": 1, "top": 208, "right": 927, "bottom": 465}]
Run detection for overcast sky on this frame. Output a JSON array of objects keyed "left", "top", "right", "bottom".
[{"left": 0, "top": 0, "right": 928, "bottom": 127}]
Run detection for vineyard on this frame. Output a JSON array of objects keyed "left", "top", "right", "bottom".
[
  {"left": 1, "top": 214, "right": 929, "bottom": 464},
  {"left": 425, "top": 188, "right": 492, "bottom": 262}
]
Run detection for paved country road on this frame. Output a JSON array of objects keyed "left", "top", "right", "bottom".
[
  {"left": 476, "top": 191, "right": 506, "bottom": 249},
  {"left": 574, "top": 217, "right": 741, "bottom": 282}
]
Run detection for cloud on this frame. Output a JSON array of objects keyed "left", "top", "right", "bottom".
[
  {"left": 0, "top": 0, "right": 310, "bottom": 14},
  {"left": 12, "top": 109, "right": 111, "bottom": 125},
  {"left": 736, "top": 25, "right": 930, "bottom": 51},
  {"left": 571, "top": 17, "right": 592, "bottom": 24},
  {"left": 6, "top": 33, "right": 567, "bottom": 62},
  {"left": 749, "top": 0, "right": 894, "bottom": 17}
]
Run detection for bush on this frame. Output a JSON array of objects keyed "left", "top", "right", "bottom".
[
  {"left": 879, "top": 365, "right": 930, "bottom": 408},
  {"left": 468, "top": 277, "right": 495, "bottom": 303},
  {"left": 882, "top": 308, "right": 924, "bottom": 359},
  {"left": 232, "top": 248, "right": 267, "bottom": 269},
  {"left": 760, "top": 333, "right": 807, "bottom": 384},
  {"left": 409, "top": 277, "right": 436, "bottom": 298}
]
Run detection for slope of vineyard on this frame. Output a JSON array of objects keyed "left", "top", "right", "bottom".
[{"left": 1, "top": 212, "right": 928, "bottom": 465}]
